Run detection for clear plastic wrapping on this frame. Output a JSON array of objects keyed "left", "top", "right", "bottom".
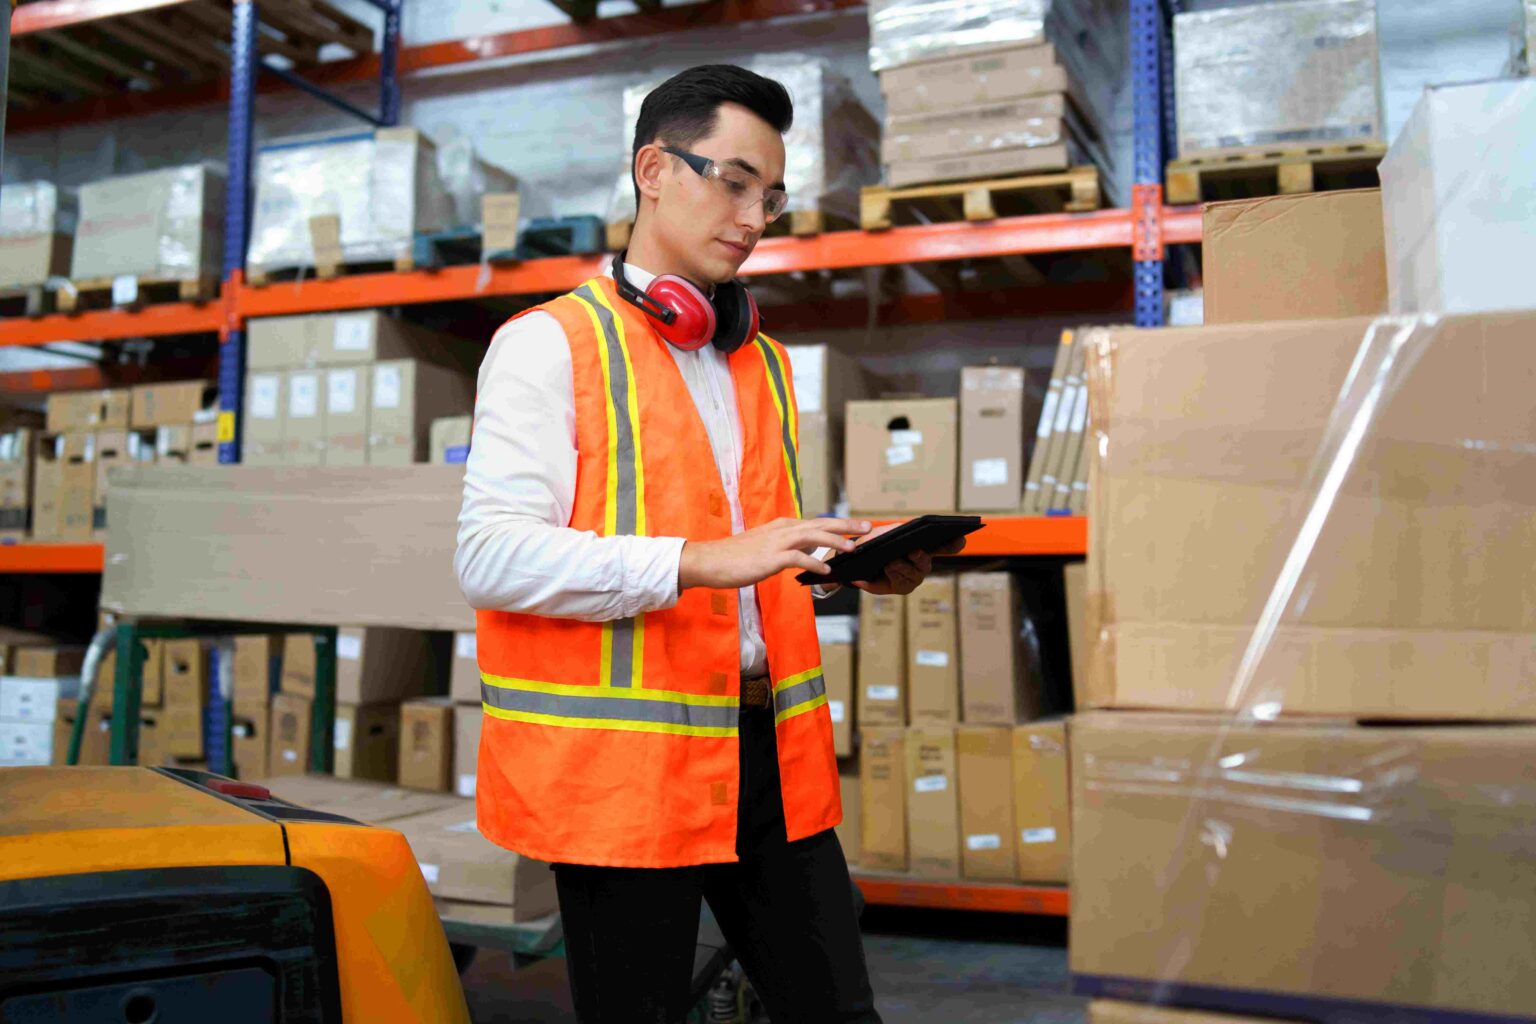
[
  {"left": 1174, "top": 0, "right": 1383, "bottom": 157},
  {"left": 0, "top": 182, "right": 77, "bottom": 238},
  {"left": 867, "top": 0, "right": 1047, "bottom": 72},
  {"left": 247, "top": 128, "right": 456, "bottom": 275},
  {"left": 72, "top": 164, "right": 225, "bottom": 281},
  {"left": 434, "top": 130, "right": 520, "bottom": 230}
]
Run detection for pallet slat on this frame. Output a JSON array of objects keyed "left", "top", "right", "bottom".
[
  {"left": 1166, "top": 141, "right": 1387, "bottom": 206},
  {"left": 861, "top": 167, "right": 1100, "bottom": 231},
  {"left": 56, "top": 275, "right": 218, "bottom": 314}
]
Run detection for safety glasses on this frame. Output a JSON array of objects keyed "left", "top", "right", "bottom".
[{"left": 660, "top": 146, "right": 789, "bottom": 224}]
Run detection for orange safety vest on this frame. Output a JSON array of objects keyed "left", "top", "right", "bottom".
[{"left": 473, "top": 275, "right": 839, "bottom": 868}]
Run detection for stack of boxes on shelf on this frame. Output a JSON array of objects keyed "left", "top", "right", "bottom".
[
  {"left": 243, "top": 311, "right": 476, "bottom": 466},
  {"left": 1, "top": 641, "right": 84, "bottom": 767},
  {"left": 69, "top": 164, "right": 227, "bottom": 301},
  {"left": 1070, "top": 79, "right": 1536, "bottom": 1023},
  {"left": 0, "top": 182, "right": 74, "bottom": 307},
  {"left": 866, "top": 0, "right": 1125, "bottom": 196}
]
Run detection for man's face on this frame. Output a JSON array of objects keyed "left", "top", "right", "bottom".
[{"left": 648, "top": 102, "right": 787, "bottom": 285}]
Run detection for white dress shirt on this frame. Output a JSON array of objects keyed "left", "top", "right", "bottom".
[{"left": 455, "top": 262, "right": 772, "bottom": 676}]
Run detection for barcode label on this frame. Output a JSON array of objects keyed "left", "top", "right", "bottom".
[
  {"left": 966, "top": 833, "right": 1002, "bottom": 850},
  {"left": 913, "top": 774, "right": 949, "bottom": 794},
  {"left": 915, "top": 650, "right": 950, "bottom": 668},
  {"left": 1022, "top": 827, "right": 1058, "bottom": 845},
  {"left": 866, "top": 685, "right": 899, "bottom": 702},
  {"left": 828, "top": 700, "right": 846, "bottom": 723},
  {"left": 337, "top": 634, "right": 362, "bottom": 660}
]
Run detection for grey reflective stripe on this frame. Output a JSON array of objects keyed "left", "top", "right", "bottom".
[
  {"left": 772, "top": 673, "right": 826, "bottom": 718},
  {"left": 577, "top": 283, "right": 638, "bottom": 536},
  {"left": 482, "top": 681, "right": 740, "bottom": 731},
  {"left": 755, "top": 335, "right": 803, "bottom": 515},
  {"left": 609, "top": 617, "right": 635, "bottom": 689}
]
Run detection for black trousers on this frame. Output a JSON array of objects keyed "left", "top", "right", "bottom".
[{"left": 553, "top": 703, "right": 882, "bottom": 1023}]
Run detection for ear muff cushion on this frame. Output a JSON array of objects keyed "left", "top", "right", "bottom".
[
  {"left": 647, "top": 276, "right": 716, "bottom": 351},
  {"left": 710, "top": 282, "right": 758, "bottom": 354}
]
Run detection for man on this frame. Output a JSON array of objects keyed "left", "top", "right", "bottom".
[{"left": 457, "top": 64, "right": 957, "bottom": 1022}]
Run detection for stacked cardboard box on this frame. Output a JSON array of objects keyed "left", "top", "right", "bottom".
[
  {"left": 0, "top": 181, "right": 74, "bottom": 290},
  {"left": 1, "top": 646, "right": 83, "bottom": 766},
  {"left": 431, "top": 416, "right": 472, "bottom": 466},
  {"left": 785, "top": 345, "right": 870, "bottom": 517},
  {"left": 72, "top": 164, "right": 225, "bottom": 284},
  {"left": 845, "top": 398, "right": 958, "bottom": 517},
  {"left": 244, "top": 312, "right": 475, "bottom": 466}
]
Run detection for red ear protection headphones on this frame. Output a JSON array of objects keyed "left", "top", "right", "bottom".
[{"left": 611, "top": 249, "right": 760, "bottom": 354}]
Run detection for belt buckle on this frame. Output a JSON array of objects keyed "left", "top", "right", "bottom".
[{"left": 742, "top": 675, "right": 771, "bottom": 709}]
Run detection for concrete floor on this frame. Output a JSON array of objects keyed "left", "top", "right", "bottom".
[{"left": 460, "top": 907, "right": 1083, "bottom": 1023}]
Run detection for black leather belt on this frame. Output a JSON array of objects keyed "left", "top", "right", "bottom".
[{"left": 741, "top": 675, "right": 771, "bottom": 709}]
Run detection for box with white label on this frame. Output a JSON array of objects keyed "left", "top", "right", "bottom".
[
  {"left": 391, "top": 799, "right": 556, "bottom": 916},
  {"left": 906, "top": 725, "right": 960, "bottom": 877},
  {"left": 816, "top": 615, "right": 857, "bottom": 757},
  {"left": 846, "top": 398, "right": 957, "bottom": 516},
  {"left": 323, "top": 366, "right": 370, "bottom": 466},
  {"left": 247, "top": 310, "right": 472, "bottom": 371},
  {"left": 858, "top": 594, "right": 906, "bottom": 726},
  {"left": 961, "top": 365, "right": 1034, "bottom": 511},
  {"left": 907, "top": 575, "right": 959, "bottom": 725},
  {"left": 243, "top": 371, "right": 287, "bottom": 466},
  {"left": 72, "top": 163, "right": 225, "bottom": 282},
  {"left": 282, "top": 369, "right": 325, "bottom": 466},
  {"left": 0, "top": 719, "right": 54, "bottom": 766},
  {"left": 368, "top": 360, "right": 475, "bottom": 465},
  {"left": 957, "top": 725, "right": 1016, "bottom": 880},
  {"left": 1012, "top": 719, "right": 1069, "bottom": 883},
  {"left": 0, "top": 676, "right": 76, "bottom": 722}
]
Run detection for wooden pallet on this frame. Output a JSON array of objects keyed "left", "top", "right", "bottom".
[
  {"left": 860, "top": 167, "right": 1100, "bottom": 230},
  {"left": 56, "top": 274, "right": 217, "bottom": 313},
  {"left": 0, "top": 284, "right": 54, "bottom": 319},
  {"left": 604, "top": 207, "right": 856, "bottom": 252},
  {"left": 247, "top": 253, "right": 416, "bottom": 286},
  {"left": 1166, "top": 141, "right": 1388, "bottom": 206}
]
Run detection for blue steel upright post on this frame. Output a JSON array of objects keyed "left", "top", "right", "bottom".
[
  {"left": 379, "top": 0, "right": 402, "bottom": 127},
  {"left": 1130, "top": 0, "right": 1169, "bottom": 327}
]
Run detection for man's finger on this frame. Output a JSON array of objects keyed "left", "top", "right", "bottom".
[{"left": 802, "top": 517, "right": 872, "bottom": 536}]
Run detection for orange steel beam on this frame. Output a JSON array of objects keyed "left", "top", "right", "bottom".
[
  {"left": 854, "top": 876, "right": 1070, "bottom": 916},
  {"left": 0, "top": 303, "right": 224, "bottom": 347},
  {"left": 0, "top": 356, "right": 218, "bottom": 394},
  {"left": 0, "top": 543, "right": 106, "bottom": 573}
]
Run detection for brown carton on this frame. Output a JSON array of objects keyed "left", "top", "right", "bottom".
[
  {"left": 335, "top": 627, "right": 434, "bottom": 705},
  {"left": 449, "top": 631, "right": 479, "bottom": 704},
  {"left": 1070, "top": 713, "right": 1536, "bottom": 1020},
  {"left": 0, "top": 428, "right": 35, "bottom": 539},
  {"left": 959, "top": 366, "right": 1031, "bottom": 511},
  {"left": 859, "top": 727, "right": 906, "bottom": 872},
  {"left": 959, "top": 572, "right": 1037, "bottom": 725},
  {"left": 189, "top": 420, "right": 220, "bottom": 466},
  {"left": 280, "top": 633, "right": 318, "bottom": 699},
  {"left": 956, "top": 725, "right": 1015, "bottom": 881},
  {"left": 368, "top": 360, "right": 475, "bottom": 465},
  {"left": 161, "top": 639, "right": 210, "bottom": 713},
  {"left": 1062, "top": 563, "right": 1091, "bottom": 712},
  {"left": 0, "top": 232, "right": 70, "bottom": 290},
  {"left": 333, "top": 702, "right": 400, "bottom": 782},
  {"left": 453, "top": 703, "right": 482, "bottom": 798},
  {"left": 392, "top": 801, "right": 557, "bottom": 917},
  {"left": 13, "top": 645, "right": 86, "bottom": 678},
  {"left": 242, "top": 371, "right": 285, "bottom": 466},
  {"left": 398, "top": 697, "right": 454, "bottom": 792},
  {"left": 282, "top": 369, "right": 325, "bottom": 466},
  {"left": 92, "top": 429, "right": 129, "bottom": 535},
  {"left": 796, "top": 411, "right": 835, "bottom": 517},
  {"left": 247, "top": 311, "right": 472, "bottom": 371},
  {"left": 45, "top": 390, "right": 130, "bottom": 434},
  {"left": 232, "top": 634, "right": 281, "bottom": 716},
  {"left": 247, "top": 316, "right": 310, "bottom": 371},
  {"left": 52, "top": 699, "right": 111, "bottom": 766},
  {"left": 1012, "top": 720, "right": 1069, "bottom": 883},
  {"left": 845, "top": 398, "right": 957, "bottom": 516},
  {"left": 905, "top": 726, "right": 960, "bottom": 877},
  {"left": 37, "top": 432, "right": 95, "bottom": 541},
  {"left": 130, "top": 380, "right": 216, "bottom": 428},
  {"left": 154, "top": 425, "right": 192, "bottom": 464},
  {"left": 1203, "top": 189, "right": 1387, "bottom": 325},
  {"left": 135, "top": 710, "right": 165, "bottom": 767},
  {"left": 880, "top": 45, "right": 1070, "bottom": 116},
  {"left": 322, "top": 366, "right": 370, "bottom": 466},
  {"left": 886, "top": 144, "right": 1075, "bottom": 189},
  {"left": 161, "top": 702, "right": 205, "bottom": 759},
  {"left": 834, "top": 765, "right": 861, "bottom": 866},
  {"left": 857, "top": 594, "right": 906, "bottom": 727},
  {"left": 268, "top": 692, "right": 312, "bottom": 776},
  {"left": 430, "top": 415, "right": 472, "bottom": 465},
  {"left": 231, "top": 707, "right": 268, "bottom": 779},
  {"left": 816, "top": 616, "right": 856, "bottom": 757},
  {"left": 906, "top": 575, "right": 959, "bottom": 726}
]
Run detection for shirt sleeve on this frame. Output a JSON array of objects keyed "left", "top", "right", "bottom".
[{"left": 455, "top": 311, "right": 686, "bottom": 622}]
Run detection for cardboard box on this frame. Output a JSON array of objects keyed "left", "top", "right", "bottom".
[
  {"left": 323, "top": 366, "right": 370, "bottom": 466},
  {"left": 392, "top": 801, "right": 557, "bottom": 917},
  {"left": 247, "top": 311, "right": 470, "bottom": 371},
  {"left": 906, "top": 575, "right": 959, "bottom": 726},
  {"left": 0, "top": 232, "right": 71, "bottom": 290},
  {"left": 13, "top": 645, "right": 86, "bottom": 678},
  {"left": 956, "top": 725, "right": 1015, "bottom": 881},
  {"left": 242, "top": 371, "right": 285, "bottom": 466},
  {"left": 1070, "top": 713, "right": 1536, "bottom": 1021},
  {"left": 453, "top": 703, "right": 482, "bottom": 798},
  {"left": 135, "top": 710, "right": 165, "bottom": 767},
  {"left": 883, "top": 112, "right": 1067, "bottom": 164},
  {"left": 960, "top": 366, "right": 1030, "bottom": 511},
  {"left": 399, "top": 697, "right": 454, "bottom": 792},
  {"left": 189, "top": 420, "right": 220, "bottom": 466},
  {"left": 368, "top": 360, "right": 476, "bottom": 465},
  {"left": 0, "top": 428, "right": 34, "bottom": 539},
  {"left": 333, "top": 702, "right": 400, "bottom": 782},
  {"left": 1088, "top": 1001, "right": 1283, "bottom": 1024},
  {"left": 1089, "top": 312, "right": 1536, "bottom": 720},
  {"left": 130, "top": 381, "right": 216, "bottom": 429},
  {"left": 29, "top": 439, "right": 62, "bottom": 541},
  {"left": 154, "top": 425, "right": 192, "bottom": 465},
  {"left": 835, "top": 766, "right": 861, "bottom": 866},
  {"left": 959, "top": 572, "right": 1037, "bottom": 725},
  {"left": 886, "top": 143, "right": 1074, "bottom": 189},
  {"left": 0, "top": 720, "right": 53, "bottom": 766},
  {"left": 845, "top": 398, "right": 956, "bottom": 516},
  {"left": 905, "top": 725, "right": 960, "bottom": 877},
  {"left": 52, "top": 698, "right": 112, "bottom": 766},
  {"left": 796, "top": 412, "right": 835, "bottom": 517},
  {"left": 232, "top": 634, "right": 281, "bottom": 715},
  {"left": 1380, "top": 78, "right": 1536, "bottom": 315},
  {"left": 816, "top": 616, "right": 856, "bottom": 757},
  {"left": 280, "top": 633, "right": 318, "bottom": 699},
  {"left": 431, "top": 415, "right": 472, "bottom": 465},
  {"left": 0, "top": 676, "right": 73, "bottom": 722},
  {"left": 283, "top": 369, "right": 325, "bottom": 466},
  {"left": 1203, "top": 190, "right": 1387, "bottom": 324},
  {"left": 231, "top": 708, "right": 268, "bottom": 779},
  {"left": 161, "top": 702, "right": 205, "bottom": 759},
  {"left": 1012, "top": 720, "right": 1069, "bottom": 883},
  {"left": 160, "top": 639, "right": 209, "bottom": 712},
  {"left": 72, "top": 164, "right": 224, "bottom": 281},
  {"left": 92, "top": 429, "right": 129, "bottom": 534},
  {"left": 336, "top": 627, "right": 434, "bottom": 705},
  {"left": 261, "top": 773, "right": 461, "bottom": 824},
  {"left": 859, "top": 726, "right": 906, "bottom": 872},
  {"left": 881, "top": 45, "right": 1070, "bottom": 115},
  {"left": 46, "top": 432, "right": 95, "bottom": 541},
  {"left": 1062, "top": 562, "right": 1091, "bottom": 711},
  {"left": 46, "top": 390, "right": 130, "bottom": 434},
  {"left": 268, "top": 692, "right": 312, "bottom": 776},
  {"left": 449, "top": 631, "right": 479, "bottom": 704},
  {"left": 247, "top": 317, "right": 310, "bottom": 371},
  {"left": 96, "top": 638, "right": 165, "bottom": 711},
  {"left": 100, "top": 467, "right": 474, "bottom": 631},
  {"left": 857, "top": 594, "right": 906, "bottom": 726}
]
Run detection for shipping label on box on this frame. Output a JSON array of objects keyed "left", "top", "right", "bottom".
[
  {"left": 1013, "top": 720, "right": 1069, "bottom": 883},
  {"left": 857, "top": 594, "right": 906, "bottom": 726},
  {"left": 906, "top": 575, "right": 959, "bottom": 725},
  {"left": 957, "top": 725, "right": 1016, "bottom": 881},
  {"left": 859, "top": 726, "right": 907, "bottom": 872},
  {"left": 846, "top": 398, "right": 957, "bottom": 516},
  {"left": 905, "top": 725, "right": 960, "bottom": 877}
]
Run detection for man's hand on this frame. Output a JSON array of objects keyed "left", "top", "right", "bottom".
[
  {"left": 679, "top": 517, "right": 872, "bottom": 591},
  {"left": 849, "top": 522, "right": 967, "bottom": 597}
]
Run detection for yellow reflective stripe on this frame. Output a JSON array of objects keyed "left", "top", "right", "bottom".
[
  {"left": 774, "top": 692, "right": 828, "bottom": 727},
  {"left": 754, "top": 335, "right": 803, "bottom": 517},
  {"left": 570, "top": 287, "right": 622, "bottom": 538},
  {"left": 484, "top": 705, "right": 737, "bottom": 738},
  {"left": 586, "top": 281, "right": 648, "bottom": 536},
  {"left": 774, "top": 665, "right": 823, "bottom": 692},
  {"left": 481, "top": 672, "right": 739, "bottom": 707}
]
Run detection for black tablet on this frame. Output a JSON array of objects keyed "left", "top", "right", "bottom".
[{"left": 796, "top": 514, "right": 984, "bottom": 586}]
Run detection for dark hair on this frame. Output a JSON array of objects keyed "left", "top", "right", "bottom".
[{"left": 632, "top": 64, "right": 793, "bottom": 204}]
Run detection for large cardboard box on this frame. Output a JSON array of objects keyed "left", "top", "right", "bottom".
[
  {"left": 1088, "top": 312, "right": 1536, "bottom": 720},
  {"left": 189, "top": 421, "right": 220, "bottom": 466},
  {"left": 835, "top": 766, "right": 861, "bottom": 866},
  {"left": 1203, "top": 190, "right": 1387, "bottom": 324},
  {"left": 816, "top": 616, "right": 856, "bottom": 756},
  {"left": 261, "top": 773, "right": 460, "bottom": 824},
  {"left": 100, "top": 467, "right": 474, "bottom": 631},
  {"left": 283, "top": 369, "right": 325, "bottom": 466},
  {"left": 906, "top": 575, "right": 959, "bottom": 726},
  {"left": 242, "top": 371, "right": 286, "bottom": 466},
  {"left": 72, "top": 164, "right": 224, "bottom": 281},
  {"left": 883, "top": 113, "right": 1068, "bottom": 165},
  {"left": 52, "top": 698, "right": 111, "bottom": 766},
  {"left": 449, "top": 631, "right": 479, "bottom": 704},
  {"left": 0, "top": 428, "right": 34, "bottom": 540},
  {"left": 787, "top": 337, "right": 872, "bottom": 516},
  {"left": 323, "top": 366, "right": 370, "bottom": 466},
  {"left": 1012, "top": 720, "right": 1069, "bottom": 883},
  {"left": 905, "top": 726, "right": 960, "bottom": 877},
  {"left": 268, "top": 692, "right": 312, "bottom": 776},
  {"left": 856, "top": 594, "right": 906, "bottom": 727},
  {"left": 960, "top": 366, "right": 1029, "bottom": 511},
  {"left": 336, "top": 627, "right": 434, "bottom": 706},
  {"left": 392, "top": 801, "right": 557, "bottom": 917},
  {"left": 399, "top": 697, "right": 454, "bottom": 792},
  {"left": 130, "top": 381, "right": 216, "bottom": 429},
  {"left": 333, "top": 702, "right": 400, "bottom": 782},
  {"left": 881, "top": 45, "right": 1070, "bottom": 116},
  {"left": 1070, "top": 713, "right": 1536, "bottom": 1021},
  {"left": 231, "top": 709, "right": 269, "bottom": 779},
  {"left": 453, "top": 703, "right": 481, "bottom": 798},
  {"left": 959, "top": 572, "right": 1037, "bottom": 725},
  {"left": 13, "top": 646, "right": 85, "bottom": 679},
  {"left": 46, "top": 390, "right": 130, "bottom": 434},
  {"left": 1379, "top": 78, "right": 1536, "bottom": 316},
  {"left": 430, "top": 415, "right": 472, "bottom": 466},
  {"left": 368, "top": 360, "right": 476, "bottom": 465},
  {"left": 161, "top": 703, "right": 205, "bottom": 759},
  {"left": 0, "top": 232, "right": 70, "bottom": 290},
  {"left": 845, "top": 398, "right": 957, "bottom": 516},
  {"left": 956, "top": 725, "right": 1015, "bottom": 881},
  {"left": 859, "top": 727, "right": 906, "bottom": 872}
]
